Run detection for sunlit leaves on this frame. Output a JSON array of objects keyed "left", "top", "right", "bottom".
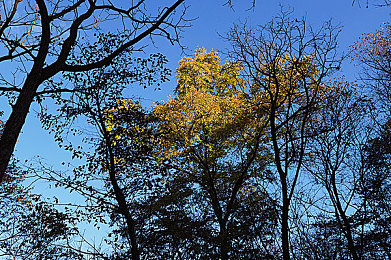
[
  {"left": 175, "top": 48, "right": 245, "bottom": 96},
  {"left": 251, "top": 53, "right": 320, "bottom": 111},
  {"left": 154, "top": 49, "right": 255, "bottom": 164},
  {"left": 104, "top": 99, "right": 158, "bottom": 171}
]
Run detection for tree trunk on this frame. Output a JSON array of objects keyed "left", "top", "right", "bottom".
[
  {"left": 270, "top": 104, "right": 291, "bottom": 260},
  {"left": 0, "top": 0, "right": 51, "bottom": 183},
  {"left": 220, "top": 226, "right": 229, "bottom": 259},
  {"left": 109, "top": 170, "right": 140, "bottom": 260},
  {"left": 331, "top": 174, "right": 359, "bottom": 260},
  {"left": 281, "top": 178, "right": 290, "bottom": 260},
  {"left": 0, "top": 75, "right": 42, "bottom": 182},
  {"left": 101, "top": 112, "right": 140, "bottom": 260}
]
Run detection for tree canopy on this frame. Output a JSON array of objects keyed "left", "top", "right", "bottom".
[{"left": 0, "top": 3, "right": 391, "bottom": 260}]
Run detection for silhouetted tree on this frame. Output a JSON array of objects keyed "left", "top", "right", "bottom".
[
  {"left": 227, "top": 11, "right": 343, "bottom": 259},
  {"left": 0, "top": 0, "right": 186, "bottom": 182}
]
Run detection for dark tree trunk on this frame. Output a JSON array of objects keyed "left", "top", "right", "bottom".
[
  {"left": 219, "top": 226, "right": 229, "bottom": 259},
  {"left": 100, "top": 107, "right": 140, "bottom": 260},
  {"left": 331, "top": 173, "right": 359, "bottom": 260},
  {"left": 0, "top": 0, "right": 51, "bottom": 182},
  {"left": 109, "top": 171, "right": 140, "bottom": 260},
  {"left": 281, "top": 180, "right": 290, "bottom": 260},
  {"left": 270, "top": 104, "right": 291, "bottom": 260},
  {"left": 0, "top": 75, "right": 42, "bottom": 181}
]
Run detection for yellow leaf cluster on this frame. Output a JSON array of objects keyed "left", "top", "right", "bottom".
[
  {"left": 176, "top": 48, "right": 245, "bottom": 96},
  {"left": 154, "top": 49, "right": 255, "bottom": 163},
  {"left": 251, "top": 53, "right": 320, "bottom": 108},
  {"left": 102, "top": 99, "right": 152, "bottom": 171}
]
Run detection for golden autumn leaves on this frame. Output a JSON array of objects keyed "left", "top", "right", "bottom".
[
  {"left": 154, "top": 48, "right": 254, "bottom": 163},
  {"left": 103, "top": 48, "right": 340, "bottom": 170}
]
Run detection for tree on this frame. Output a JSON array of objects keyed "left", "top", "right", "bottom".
[
  {"left": 0, "top": 0, "right": 186, "bottom": 182},
  {"left": 353, "top": 22, "right": 391, "bottom": 116},
  {"left": 349, "top": 19, "right": 391, "bottom": 259},
  {"left": 0, "top": 121, "right": 82, "bottom": 259},
  {"left": 35, "top": 45, "right": 272, "bottom": 258},
  {"left": 227, "top": 12, "right": 343, "bottom": 260},
  {"left": 0, "top": 198, "right": 82, "bottom": 259},
  {"left": 358, "top": 120, "right": 391, "bottom": 258},
  {"left": 34, "top": 33, "right": 171, "bottom": 258},
  {"left": 101, "top": 100, "right": 163, "bottom": 259},
  {"left": 150, "top": 48, "right": 277, "bottom": 258},
  {"left": 302, "top": 80, "right": 371, "bottom": 260}
]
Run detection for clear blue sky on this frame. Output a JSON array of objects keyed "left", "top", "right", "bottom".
[{"left": 10, "top": 0, "right": 390, "bottom": 178}]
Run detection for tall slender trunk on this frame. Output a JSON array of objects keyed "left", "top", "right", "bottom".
[
  {"left": 109, "top": 170, "right": 140, "bottom": 260},
  {"left": 331, "top": 173, "right": 359, "bottom": 260},
  {"left": 281, "top": 176, "right": 290, "bottom": 260},
  {"left": 99, "top": 105, "right": 140, "bottom": 260},
  {"left": 204, "top": 169, "right": 230, "bottom": 259},
  {"left": 270, "top": 102, "right": 291, "bottom": 260}
]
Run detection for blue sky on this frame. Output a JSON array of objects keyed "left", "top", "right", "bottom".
[{"left": 10, "top": 0, "right": 390, "bottom": 177}]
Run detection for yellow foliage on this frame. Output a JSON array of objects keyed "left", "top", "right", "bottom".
[
  {"left": 102, "top": 99, "right": 154, "bottom": 172},
  {"left": 175, "top": 48, "right": 245, "bottom": 96},
  {"left": 154, "top": 48, "right": 256, "bottom": 163},
  {"left": 103, "top": 49, "right": 323, "bottom": 174},
  {"left": 105, "top": 99, "right": 143, "bottom": 135},
  {"left": 251, "top": 53, "right": 320, "bottom": 108}
]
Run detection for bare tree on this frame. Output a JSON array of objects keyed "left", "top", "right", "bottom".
[
  {"left": 227, "top": 11, "right": 343, "bottom": 259},
  {"left": 303, "top": 80, "right": 372, "bottom": 260},
  {"left": 352, "top": 0, "right": 391, "bottom": 7},
  {"left": 353, "top": 22, "right": 391, "bottom": 118}
]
